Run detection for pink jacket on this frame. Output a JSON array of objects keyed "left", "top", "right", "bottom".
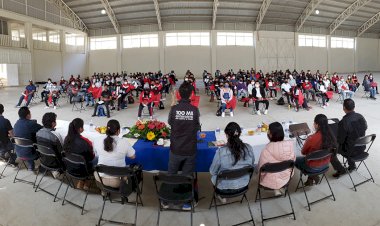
[{"left": 258, "top": 140, "right": 296, "bottom": 190}]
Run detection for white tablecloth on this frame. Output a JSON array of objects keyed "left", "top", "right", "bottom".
[
  {"left": 215, "top": 129, "right": 301, "bottom": 164},
  {"left": 55, "top": 120, "right": 137, "bottom": 155}
]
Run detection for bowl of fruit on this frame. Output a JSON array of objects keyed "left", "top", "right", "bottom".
[{"left": 95, "top": 126, "right": 107, "bottom": 134}]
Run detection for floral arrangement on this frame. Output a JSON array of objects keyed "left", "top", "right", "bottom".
[{"left": 123, "top": 120, "right": 171, "bottom": 141}]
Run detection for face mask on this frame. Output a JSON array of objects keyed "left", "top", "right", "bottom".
[
  {"left": 224, "top": 84, "right": 229, "bottom": 88},
  {"left": 251, "top": 82, "right": 254, "bottom": 85},
  {"left": 48, "top": 81, "right": 51, "bottom": 84},
  {"left": 255, "top": 84, "right": 260, "bottom": 88},
  {"left": 185, "top": 78, "right": 189, "bottom": 81},
  {"left": 71, "top": 82, "right": 75, "bottom": 85}
]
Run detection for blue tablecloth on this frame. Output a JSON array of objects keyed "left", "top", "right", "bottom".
[{"left": 125, "top": 131, "right": 218, "bottom": 172}]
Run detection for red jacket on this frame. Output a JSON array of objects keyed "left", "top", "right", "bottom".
[
  {"left": 301, "top": 132, "right": 331, "bottom": 168},
  {"left": 139, "top": 91, "right": 154, "bottom": 105},
  {"left": 302, "top": 82, "right": 312, "bottom": 90}
]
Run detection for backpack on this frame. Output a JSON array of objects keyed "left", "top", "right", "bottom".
[
  {"left": 277, "top": 97, "right": 285, "bottom": 105},
  {"left": 128, "top": 96, "right": 134, "bottom": 104},
  {"left": 216, "top": 107, "right": 222, "bottom": 117},
  {"left": 159, "top": 101, "right": 165, "bottom": 109}
]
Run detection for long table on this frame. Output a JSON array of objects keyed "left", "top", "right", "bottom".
[{"left": 55, "top": 120, "right": 301, "bottom": 172}]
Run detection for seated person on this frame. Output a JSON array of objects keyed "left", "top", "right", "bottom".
[
  {"left": 295, "top": 114, "right": 336, "bottom": 186},
  {"left": 13, "top": 107, "right": 43, "bottom": 170},
  {"left": 41, "top": 78, "right": 54, "bottom": 102},
  {"left": 330, "top": 99, "right": 367, "bottom": 178},
  {"left": 369, "top": 74, "right": 378, "bottom": 94},
  {"left": 92, "top": 84, "right": 112, "bottom": 118},
  {"left": 0, "top": 104, "right": 16, "bottom": 165},
  {"left": 346, "top": 75, "right": 357, "bottom": 92},
  {"left": 67, "top": 81, "right": 79, "bottom": 104},
  {"left": 36, "top": 112, "right": 64, "bottom": 178},
  {"left": 63, "top": 118, "right": 96, "bottom": 190},
  {"left": 220, "top": 83, "right": 234, "bottom": 117},
  {"left": 252, "top": 81, "right": 269, "bottom": 115},
  {"left": 292, "top": 84, "right": 311, "bottom": 111},
  {"left": 337, "top": 77, "right": 354, "bottom": 100},
  {"left": 362, "top": 75, "right": 376, "bottom": 99},
  {"left": 44, "top": 82, "right": 60, "bottom": 109},
  {"left": 16, "top": 80, "right": 36, "bottom": 108},
  {"left": 281, "top": 79, "right": 292, "bottom": 106},
  {"left": 137, "top": 85, "right": 154, "bottom": 120},
  {"left": 258, "top": 122, "right": 296, "bottom": 196},
  {"left": 209, "top": 122, "right": 255, "bottom": 203},
  {"left": 267, "top": 79, "right": 277, "bottom": 98},
  {"left": 236, "top": 79, "right": 248, "bottom": 100},
  {"left": 117, "top": 80, "right": 133, "bottom": 110},
  {"left": 316, "top": 80, "right": 330, "bottom": 108},
  {"left": 85, "top": 83, "right": 96, "bottom": 106},
  {"left": 94, "top": 120, "right": 135, "bottom": 188},
  {"left": 302, "top": 79, "right": 315, "bottom": 101}
]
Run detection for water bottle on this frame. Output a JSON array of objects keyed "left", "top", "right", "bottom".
[
  {"left": 215, "top": 127, "right": 221, "bottom": 138},
  {"left": 89, "top": 119, "right": 94, "bottom": 131}
]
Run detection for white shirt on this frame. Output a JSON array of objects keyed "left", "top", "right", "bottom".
[
  {"left": 255, "top": 87, "right": 262, "bottom": 98},
  {"left": 95, "top": 136, "right": 135, "bottom": 170},
  {"left": 281, "top": 83, "right": 291, "bottom": 92},
  {"left": 247, "top": 84, "right": 254, "bottom": 95}
]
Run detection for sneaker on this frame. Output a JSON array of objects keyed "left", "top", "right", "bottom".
[
  {"left": 230, "top": 112, "right": 234, "bottom": 117},
  {"left": 15, "top": 105, "right": 21, "bottom": 108},
  {"left": 257, "top": 111, "right": 261, "bottom": 115},
  {"left": 221, "top": 112, "right": 225, "bottom": 117},
  {"left": 322, "top": 105, "right": 326, "bottom": 109},
  {"left": 274, "top": 189, "right": 282, "bottom": 196},
  {"left": 91, "top": 114, "right": 96, "bottom": 117},
  {"left": 216, "top": 195, "right": 227, "bottom": 204},
  {"left": 264, "top": 109, "right": 268, "bottom": 115},
  {"left": 182, "top": 203, "right": 192, "bottom": 211},
  {"left": 54, "top": 106, "right": 57, "bottom": 110},
  {"left": 326, "top": 103, "right": 329, "bottom": 106},
  {"left": 161, "top": 202, "right": 169, "bottom": 209},
  {"left": 45, "top": 106, "right": 50, "bottom": 109}
]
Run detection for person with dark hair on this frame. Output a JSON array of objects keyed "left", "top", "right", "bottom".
[
  {"left": 41, "top": 78, "right": 54, "bottom": 102},
  {"left": 167, "top": 81, "right": 201, "bottom": 210},
  {"left": 92, "top": 84, "right": 112, "bottom": 118},
  {"left": 0, "top": 104, "right": 17, "bottom": 165},
  {"left": 63, "top": 118, "right": 95, "bottom": 190},
  {"left": 330, "top": 99, "right": 368, "bottom": 178},
  {"left": 13, "top": 107, "right": 43, "bottom": 170},
  {"left": 258, "top": 122, "right": 295, "bottom": 196},
  {"left": 252, "top": 81, "right": 269, "bottom": 115},
  {"left": 16, "top": 80, "right": 37, "bottom": 108},
  {"left": 295, "top": 114, "right": 337, "bottom": 186},
  {"left": 36, "top": 112, "right": 64, "bottom": 178},
  {"left": 137, "top": 84, "right": 154, "bottom": 120},
  {"left": 94, "top": 120, "right": 135, "bottom": 188},
  {"left": 220, "top": 83, "right": 234, "bottom": 117},
  {"left": 209, "top": 122, "right": 255, "bottom": 203}
]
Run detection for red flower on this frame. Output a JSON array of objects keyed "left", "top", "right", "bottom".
[
  {"left": 148, "top": 123, "right": 155, "bottom": 130},
  {"left": 136, "top": 121, "right": 142, "bottom": 126},
  {"left": 138, "top": 124, "right": 145, "bottom": 130},
  {"left": 162, "top": 131, "right": 167, "bottom": 137}
]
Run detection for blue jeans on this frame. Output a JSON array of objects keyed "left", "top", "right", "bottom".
[
  {"left": 370, "top": 88, "right": 376, "bottom": 98},
  {"left": 17, "top": 95, "right": 33, "bottom": 107},
  {"left": 295, "top": 156, "right": 327, "bottom": 174},
  {"left": 221, "top": 103, "right": 233, "bottom": 113},
  {"left": 85, "top": 95, "right": 94, "bottom": 105}
]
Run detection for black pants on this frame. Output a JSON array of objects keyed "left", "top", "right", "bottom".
[
  {"left": 255, "top": 100, "right": 269, "bottom": 111},
  {"left": 138, "top": 103, "right": 152, "bottom": 117},
  {"left": 45, "top": 96, "right": 57, "bottom": 107},
  {"left": 41, "top": 91, "right": 49, "bottom": 101},
  {"left": 284, "top": 92, "right": 291, "bottom": 104},
  {"left": 118, "top": 94, "right": 128, "bottom": 109},
  {"left": 330, "top": 149, "right": 361, "bottom": 173},
  {"left": 269, "top": 89, "right": 277, "bottom": 98},
  {"left": 93, "top": 102, "right": 110, "bottom": 117}
]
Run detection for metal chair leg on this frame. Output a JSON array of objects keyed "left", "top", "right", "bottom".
[
  {"left": 54, "top": 176, "right": 66, "bottom": 202},
  {"left": 13, "top": 163, "right": 22, "bottom": 183},
  {"left": 258, "top": 189, "right": 264, "bottom": 226},
  {"left": 134, "top": 192, "right": 139, "bottom": 226},
  {"left": 97, "top": 199, "right": 106, "bottom": 226},
  {"left": 287, "top": 189, "right": 296, "bottom": 220},
  {"left": 62, "top": 182, "right": 70, "bottom": 206},
  {"left": 244, "top": 194, "right": 255, "bottom": 226},
  {"left": 35, "top": 169, "right": 47, "bottom": 192},
  {"left": 324, "top": 174, "right": 336, "bottom": 201},
  {"left": 299, "top": 177, "right": 311, "bottom": 211},
  {"left": 156, "top": 200, "right": 161, "bottom": 226},
  {"left": 213, "top": 195, "right": 220, "bottom": 226},
  {"left": 362, "top": 161, "right": 375, "bottom": 183},
  {"left": 81, "top": 188, "right": 89, "bottom": 215}
]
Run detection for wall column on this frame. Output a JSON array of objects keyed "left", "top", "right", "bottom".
[
  {"left": 158, "top": 31, "right": 165, "bottom": 72},
  {"left": 211, "top": 30, "right": 217, "bottom": 73}
]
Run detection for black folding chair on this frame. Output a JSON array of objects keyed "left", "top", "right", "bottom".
[
  {"left": 0, "top": 141, "right": 17, "bottom": 178},
  {"left": 154, "top": 173, "right": 195, "bottom": 226},
  {"left": 61, "top": 152, "right": 93, "bottom": 215},
  {"left": 95, "top": 164, "right": 144, "bottom": 226},
  {"left": 327, "top": 118, "right": 339, "bottom": 139},
  {"left": 255, "top": 160, "right": 296, "bottom": 226},
  {"left": 295, "top": 149, "right": 336, "bottom": 211},
  {"left": 342, "top": 134, "right": 376, "bottom": 191},
  {"left": 34, "top": 144, "right": 66, "bottom": 202},
  {"left": 71, "top": 95, "right": 86, "bottom": 112},
  {"left": 12, "top": 137, "right": 39, "bottom": 187},
  {"left": 208, "top": 166, "right": 255, "bottom": 226}
]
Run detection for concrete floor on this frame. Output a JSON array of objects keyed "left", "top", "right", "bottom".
[{"left": 0, "top": 73, "right": 379, "bottom": 226}]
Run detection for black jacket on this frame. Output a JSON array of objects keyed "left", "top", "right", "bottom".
[
  {"left": 168, "top": 99, "right": 200, "bottom": 156},
  {"left": 337, "top": 111, "right": 367, "bottom": 154},
  {"left": 252, "top": 87, "right": 266, "bottom": 99}
]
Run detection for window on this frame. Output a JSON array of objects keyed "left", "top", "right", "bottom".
[
  {"left": 123, "top": 34, "right": 158, "bottom": 48},
  {"left": 165, "top": 32, "right": 210, "bottom": 46},
  {"left": 48, "top": 32, "right": 60, "bottom": 44},
  {"left": 11, "top": 30, "right": 20, "bottom": 41},
  {"left": 331, "top": 37, "right": 354, "bottom": 49},
  {"left": 66, "top": 34, "right": 84, "bottom": 46},
  {"left": 32, "top": 32, "right": 47, "bottom": 41},
  {"left": 298, "top": 35, "right": 326, "bottom": 47},
  {"left": 90, "top": 37, "right": 117, "bottom": 50},
  {"left": 217, "top": 32, "right": 254, "bottom": 46}
]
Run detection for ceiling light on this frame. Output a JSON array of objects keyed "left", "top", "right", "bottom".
[
  {"left": 315, "top": 9, "right": 320, "bottom": 15},
  {"left": 101, "top": 9, "right": 106, "bottom": 15}
]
